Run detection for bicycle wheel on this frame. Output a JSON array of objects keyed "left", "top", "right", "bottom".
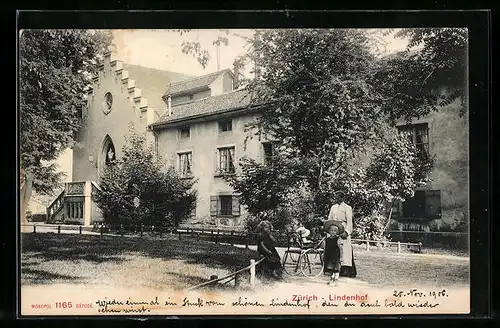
[
  {"left": 300, "top": 248, "right": 324, "bottom": 278},
  {"left": 282, "top": 251, "right": 302, "bottom": 276}
]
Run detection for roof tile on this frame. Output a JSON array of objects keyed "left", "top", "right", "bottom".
[
  {"left": 164, "top": 69, "right": 233, "bottom": 97},
  {"left": 154, "top": 88, "right": 253, "bottom": 125}
]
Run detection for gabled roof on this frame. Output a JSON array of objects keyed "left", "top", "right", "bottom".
[
  {"left": 153, "top": 88, "right": 254, "bottom": 127},
  {"left": 122, "top": 64, "right": 193, "bottom": 112},
  {"left": 163, "top": 69, "right": 234, "bottom": 98}
]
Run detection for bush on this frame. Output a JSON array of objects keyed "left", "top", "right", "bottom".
[
  {"left": 93, "top": 129, "right": 197, "bottom": 228},
  {"left": 28, "top": 213, "right": 47, "bottom": 222}
]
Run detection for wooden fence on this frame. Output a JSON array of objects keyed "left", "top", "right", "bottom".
[
  {"left": 352, "top": 238, "right": 422, "bottom": 253},
  {"left": 22, "top": 224, "right": 466, "bottom": 252},
  {"left": 186, "top": 257, "right": 266, "bottom": 291}
]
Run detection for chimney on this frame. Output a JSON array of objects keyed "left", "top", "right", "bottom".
[
  {"left": 167, "top": 95, "right": 172, "bottom": 116},
  {"left": 233, "top": 58, "right": 240, "bottom": 90}
]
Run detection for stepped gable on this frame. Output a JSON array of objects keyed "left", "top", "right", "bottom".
[
  {"left": 85, "top": 51, "right": 194, "bottom": 124},
  {"left": 163, "top": 69, "right": 234, "bottom": 98},
  {"left": 153, "top": 88, "right": 254, "bottom": 126}
]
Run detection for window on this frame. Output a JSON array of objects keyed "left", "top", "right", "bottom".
[
  {"left": 217, "top": 146, "right": 235, "bottom": 174},
  {"left": 178, "top": 152, "right": 193, "bottom": 178},
  {"left": 179, "top": 126, "right": 190, "bottom": 139},
  {"left": 402, "top": 190, "right": 442, "bottom": 220},
  {"left": 210, "top": 195, "right": 241, "bottom": 217},
  {"left": 262, "top": 142, "right": 274, "bottom": 165},
  {"left": 397, "top": 123, "right": 429, "bottom": 160},
  {"left": 218, "top": 119, "right": 232, "bottom": 133},
  {"left": 103, "top": 92, "right": 113, "bottom": 114}
]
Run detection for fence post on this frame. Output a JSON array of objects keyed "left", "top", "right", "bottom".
[
  {"left": 418, "top": 242, "right": 422, "bottom": 253},
  {"left": 215, "top": 231, "right": 219, "bottom": 244},
  {"left": 249, "top": 259, "right": 256, "bottom": 286},
  {"left": 234, "top": 273, "right": 242, "bottom": 288},
  {"left": 79, "top": 226, "right": 82, "bottom": 234},
  {"left": 366, "top": 240, "right": 370, "bottom": 251},
  {"left": 397, "top": 241, "right": 401, "bottom": 253},
  {"left": 211, "top": 230, "right": 214, "bottom": 243},
  {"left": 178, "top": 230, "right": 181, "bottom": 240},
  {"left": 33, "top": 225, "right": 36, "bottom": 233},
  {"left": 230, "top": 232, "right": 234, "bottom": 246},
  {"left": 245, "top": 235, "right": 249, "bottom": 249},
  {"left": 100, "top": 226, "right": 103, "bottom": 237},
  {"left": 140, "top": 226, "right": 144, "bottom": 238},
  {"left": 58, "top": 225, "right": 61, "bottom": 234}
]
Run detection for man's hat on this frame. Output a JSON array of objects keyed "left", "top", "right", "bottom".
[{"left": 323, "top": 220, "right": 345, "bottom": 234}]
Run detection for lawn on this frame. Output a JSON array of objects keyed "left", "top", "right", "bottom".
[
  {"left": 21, "top": 232, "right": 260, "bottom": 290},
  {"left": 20, "top": 232, "right": 469, "bottom": 290}
]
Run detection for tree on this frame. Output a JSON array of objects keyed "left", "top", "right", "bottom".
[
  {"left": 93, "top": 129, "right": 197, "bottom": 228},
  {"left": 243, "top": 29, "right": 385, "bottom": 211},
  {"left": 375, "top": 28, "right": 468, "bottom": 122},
  {"left": 328, "top": 133, "right": 433, "bottom": 239},
  {"left": 226, "top": 153, "right": 309, "bottom": 231},
  {"left": 19, "top": 29, "right": 113, "bottom": 224}
]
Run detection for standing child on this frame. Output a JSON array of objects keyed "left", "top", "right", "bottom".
[{"left": 322, "top": 220, "right": 345, "bottom": 286}]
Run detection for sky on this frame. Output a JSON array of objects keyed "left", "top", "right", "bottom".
[{"left": 33, "top": 29, "right": 409, "bottom": 211}]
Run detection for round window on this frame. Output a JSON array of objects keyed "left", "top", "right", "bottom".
[{"left": 103, "top": 92, "right": 113, "bottom": 114}]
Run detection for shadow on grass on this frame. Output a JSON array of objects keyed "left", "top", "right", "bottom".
[
  {"left": 21, "top": 232, "right": 261, "bottom": 284},
  {"left": 21, "top": 267, "right": 80, "bottom": 285}
]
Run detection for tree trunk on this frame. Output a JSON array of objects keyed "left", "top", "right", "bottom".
[
  {"left": 380, "top": 200, "right": 395, "bottom": 238},
  {"left": 20, "top": 169, "right": 34, "bottom": 228}
]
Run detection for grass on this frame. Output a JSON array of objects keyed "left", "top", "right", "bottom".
[
  {"left": 20, "top": 232, "right": 470, "bottom": 290},
  {"left": 21, "top": 232, "right": 260, "bottom": 290},
  {"left": 353, "top": 250, "right": 469, "bottom": 287}
]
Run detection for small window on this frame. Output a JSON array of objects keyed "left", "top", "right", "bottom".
[
  {"left": 262, "top": 142, "right": 274, "bottom": 165},
  {"left": 218, "top": 119, "right": 232, "bottom": 133},
  {"left": 178, "top": 152, "right": 193, "bottom": 178},
  {"left": 402, "top": 190, "right": 441, "bottom": 220},
  {"left": 397, "top": 123, "right": 429, "bottom": 160},
  {"left": 179, "top": 126, "right": 190, "bottom": 139},
  {"left": 219, "top": 196, "right": 232, "bottom": 216},
  {"left": 217, "top": 147, "right": 235, "bottom": 174}
]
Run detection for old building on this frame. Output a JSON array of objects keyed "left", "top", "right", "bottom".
[{"left": 47, "top": 51, "right": 468, "bottom": 233}]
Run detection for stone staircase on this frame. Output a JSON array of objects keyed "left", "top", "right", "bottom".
[{"left": 46, "top": 181, "right": 101, "bottom": 226}]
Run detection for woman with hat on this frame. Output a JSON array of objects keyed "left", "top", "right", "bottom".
[
  {"left": 322, "top": 220, "right": 344, "bottom": 285},
  {"left": 256, "top": 220, "right": 283, "bottom": 280},
  {"left": 327, "top": 191, "right": 357, "bottom": 278}
]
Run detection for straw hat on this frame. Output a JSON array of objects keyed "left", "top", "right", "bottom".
[{"left": 323, "top": 220, "right": 345, "bottom": 234}]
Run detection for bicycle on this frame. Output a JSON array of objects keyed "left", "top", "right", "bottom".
[{"left": 282, "top": 233, "right": 326, "bottom": 278}]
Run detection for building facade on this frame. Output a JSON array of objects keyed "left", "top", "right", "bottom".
[{"left": 48, "top": 51, "right": 468, "bottom": 232}]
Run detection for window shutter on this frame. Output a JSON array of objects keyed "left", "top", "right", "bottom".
[
  {"left": 210, "top": 196, "right": 218, "bottom": 217},
  {"left": 232, "top": 195, "right": 240, "bottom": 216},
  {"left": 425, "top": 190, "right": 441, "bottom": 219},
  {"left": 190, "top": 201, "right": 196, "bottom": 217}
]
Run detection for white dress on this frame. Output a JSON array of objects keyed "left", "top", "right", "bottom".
[{"left": 328, "top": 202, "right": 353, "bottom": 267}]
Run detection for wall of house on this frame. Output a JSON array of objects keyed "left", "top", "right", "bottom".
[
  {"left": 210, "top": 72, "right": 234, "bottom": 96},
  {"left": 156, "top": 112, "right": 264, "bottom": 226},
  {"left": 72, "top": 57, "right": 150, "bottom": 185},
  {"left": 392, "top": 97, "right": 468, "bottom": 231}
]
